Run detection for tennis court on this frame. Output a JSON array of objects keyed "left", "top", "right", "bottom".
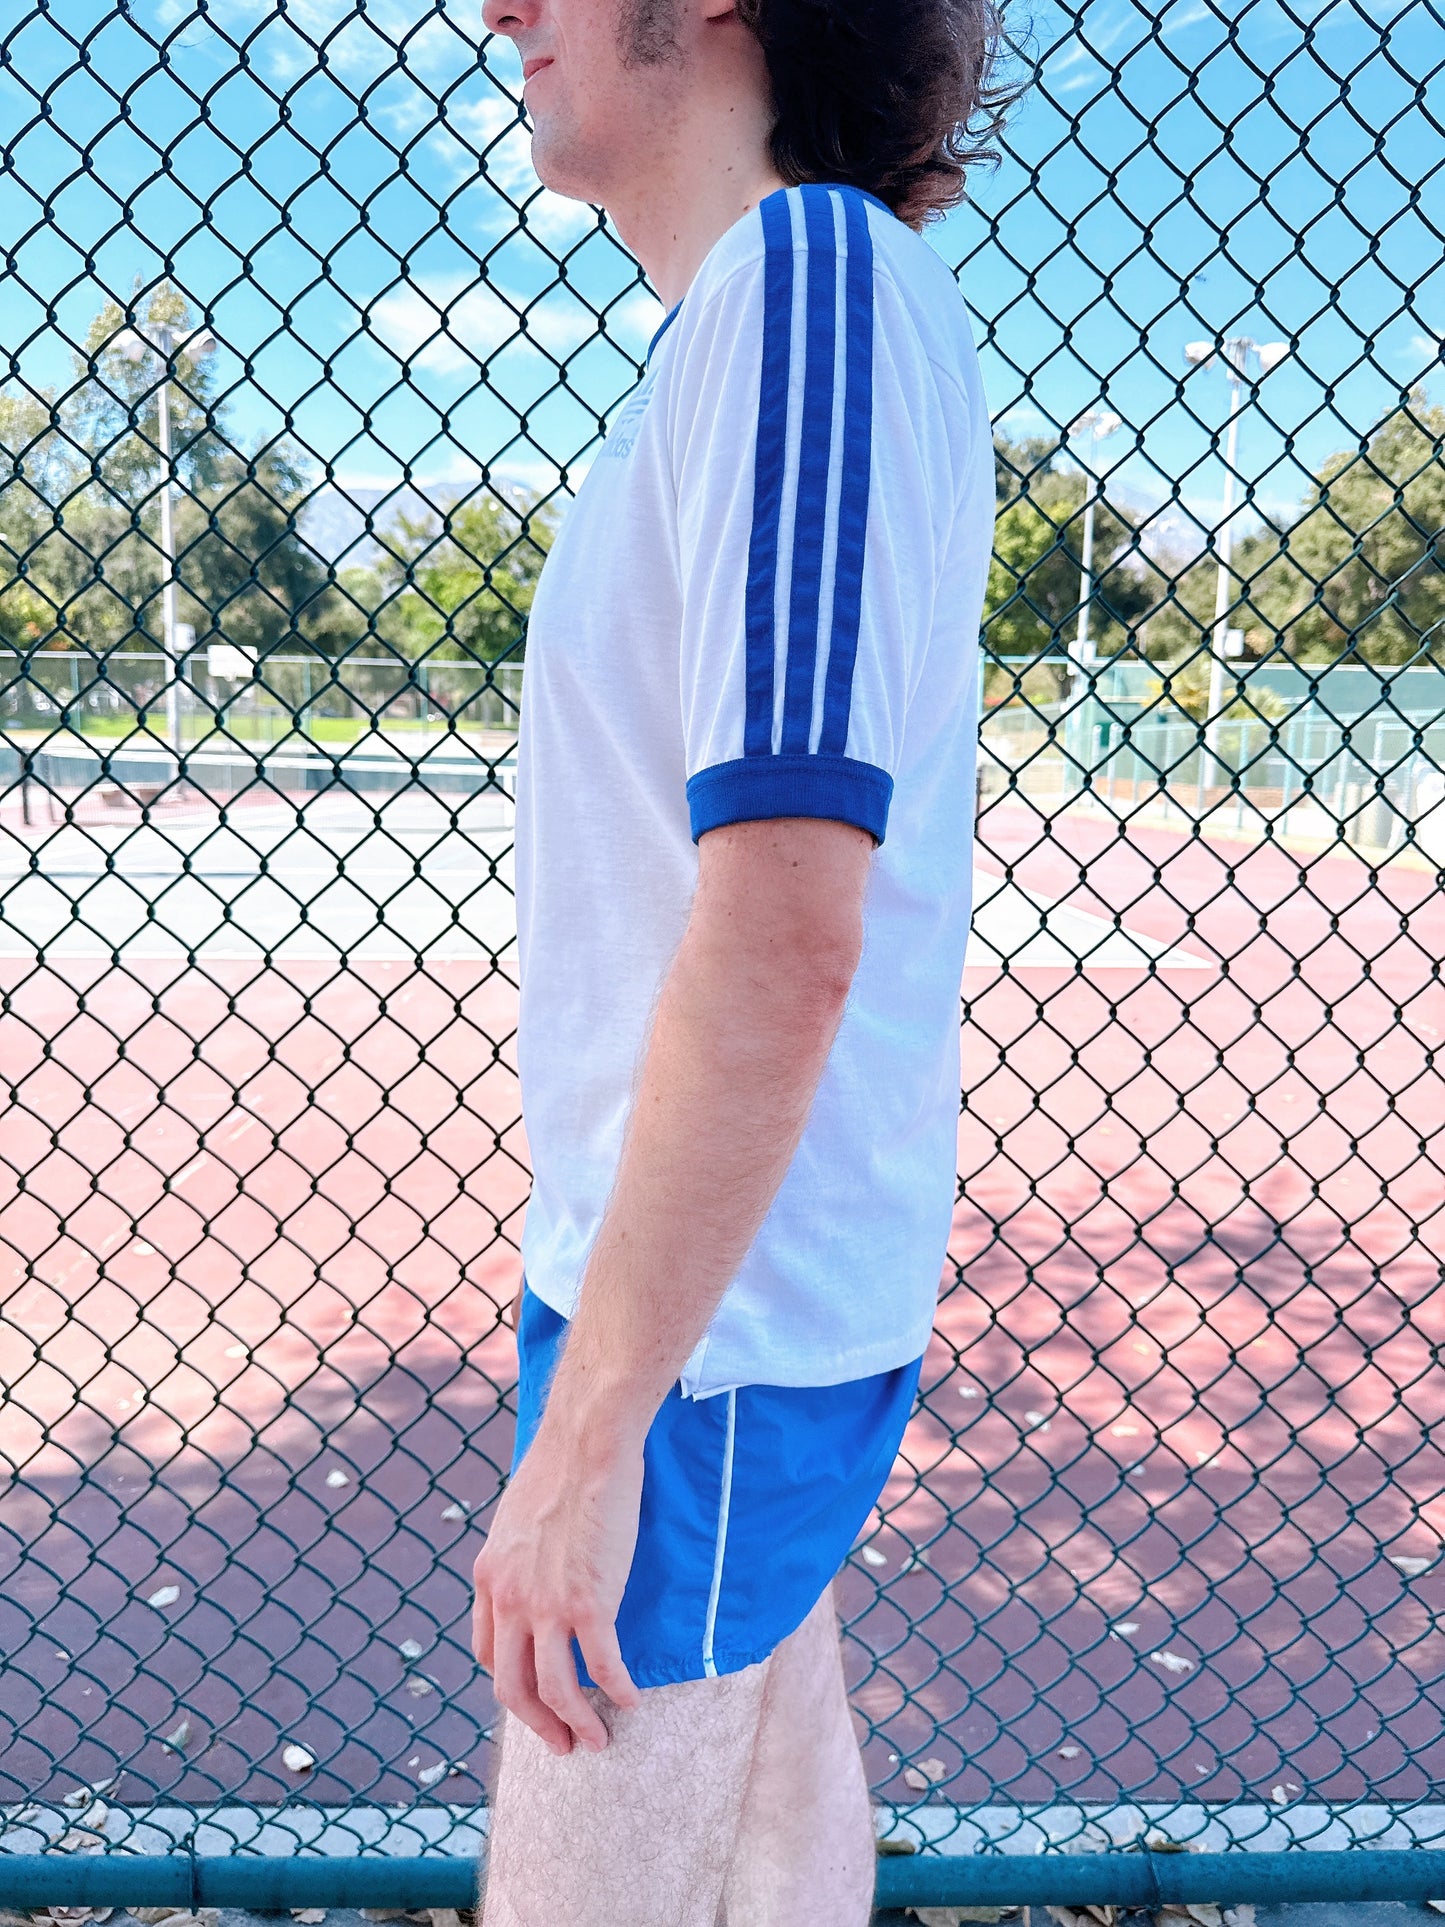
[{"left": 4, "top": 768, "right": 1441, "bottom": 1847}]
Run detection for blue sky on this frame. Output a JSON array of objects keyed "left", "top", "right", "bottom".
[{"left": 1, "top": 0, "right": 1440, "bottom": 549}]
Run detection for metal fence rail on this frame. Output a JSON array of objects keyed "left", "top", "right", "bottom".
[{"left": 2, "top": 0, "right": 1444, "bottom": 1909}]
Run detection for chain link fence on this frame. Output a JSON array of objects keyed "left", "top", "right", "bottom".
[{"left": 2, "top": 0, "right": 1444, "bottom": 1903}]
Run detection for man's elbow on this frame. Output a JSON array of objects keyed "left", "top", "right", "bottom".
[
  {"left": 693, "top": 815, "right": 874, "bottom": 1020},
  {"left": 740, "top": 914, "right": 863, "bottom": 1029},
  {"left": 796, "top": 922, "right": 864, "bottom": 1014}
]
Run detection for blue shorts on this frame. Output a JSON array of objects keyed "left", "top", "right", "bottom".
[{"left": 511, "top": 1281, "right": 924, "bottom": 1689}]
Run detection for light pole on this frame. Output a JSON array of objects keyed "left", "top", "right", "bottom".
[
  {"left": 115, "top": 321, "right": 216, "bottom": 756},
  {"left": 1183, "top": 335, "right": 1287, "bottom": 797},
  {"left": 1066, "top": 408, "right": 1123, "bottom": 673},
  {"left": 1063, "top": 408, "right": 1122, "bottom": 797}
]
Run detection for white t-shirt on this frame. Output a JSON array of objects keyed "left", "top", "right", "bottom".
[{"left": 514, "top": 181, "right": 993, "bottom": 1398}]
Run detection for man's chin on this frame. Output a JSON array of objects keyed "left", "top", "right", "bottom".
[{"left": 528, "top": 128, "right": 607, "bottom": 205}]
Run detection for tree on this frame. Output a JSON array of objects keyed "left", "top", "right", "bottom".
[
  {"left": 984, "top": 431, "right": 1153, "bottom": 695},
  {"left": 172, "top": 444, "right": 346, "bottom": 657},
  {"left": 0, "top": 285, "right": 343, "bottom": 666},
  {"left": 1239, "top": 392, "right": 1445, "bottom": 666},
  {"left": 344, "top": 486, "right": 558, "bottom": 663},
  {"left": 0, "top": 388, "right": 67, "bottom": 651},
  {"left": 68, "top": 285, "right": 228, "bottom": 503}
]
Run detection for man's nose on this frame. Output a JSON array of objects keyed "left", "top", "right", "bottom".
[{"left": 481, "top": 0, "right": 537, "bottom": 37}]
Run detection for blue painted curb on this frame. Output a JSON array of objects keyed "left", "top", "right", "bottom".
[{"left": 3, "top": 1851, "right": 1445, "bottom": 1909}]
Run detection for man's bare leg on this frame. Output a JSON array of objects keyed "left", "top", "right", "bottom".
[
  {"left": 480, "top": 1660, "right": 769, "bottom": 1927},
  {"left": 720, "top": 1580, "right": 876, "bottom": 1926}
]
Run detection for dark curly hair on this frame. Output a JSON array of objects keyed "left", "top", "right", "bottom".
[{"left": 733, "top": 0, "right": 1024, "bottom": 231}]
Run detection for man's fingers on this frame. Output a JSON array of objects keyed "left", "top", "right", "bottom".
[
  {"left": 491, "top": 1615, "right": 574, "bottom": 1755},
  {"left": 470, "top": 1569, "right": 494, "bottom": 1671},
  {"left": 508, "top": 1278, "right": 524, "bottom": 1331},
  {"left": 533, "top": 1624, "right": 610, "bottom": 1751},
  {"left": 576, "top": 1613, "right": 642, "bottom": 1714}
]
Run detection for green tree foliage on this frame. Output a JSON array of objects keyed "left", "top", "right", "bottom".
[
  {"left": 988, "top": 403, "right": 1445, "bottom": 687},
  {"left": 1136, "top": 656, "right": 1291, "bottom": 725},
  {"left": 70, "top": 285, "right": 228, "bottom": 502},
  {"left": 12, "top": 290, "right": 1435, "bottom": 697},
  {"left": 3, "top": 273, "right": 561, "bottom": 707},
  {"left": 985, "top": 433, "right": 1152, "bottom": 669},
  {"left": 0, "top": 388, "right": 64, "bottom": 651},
  {"left": 1237, "top": 393, "right": 1445, "bottom": 666},
  {"left": 339, "top": 488, "right": 558, "bottom": 664},
  {"left": 1, "top": 286, "right": 345, "bottom": 664},
  {"left": 1129, "top": 537, "right": 1232, "bottom": 670},
  {"left": 173, "top": 445, "right": 348, "bottom": 657}
]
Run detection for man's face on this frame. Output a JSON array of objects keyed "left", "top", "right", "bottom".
[{"left": 483, "top": 0, "right": 688, "bottom": 204}]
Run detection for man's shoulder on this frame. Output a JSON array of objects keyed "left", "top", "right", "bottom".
[{"left": 677, "top": 183, "right": 970, "bottom": 360}]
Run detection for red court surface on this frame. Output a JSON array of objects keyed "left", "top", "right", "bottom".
[{"left": 1, "top": 795, "right": 1442, "bottom": 1818}]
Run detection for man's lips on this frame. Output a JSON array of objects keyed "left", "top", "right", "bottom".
[{"left": 522, "top": 57, "right": 553, "bottom": 81}]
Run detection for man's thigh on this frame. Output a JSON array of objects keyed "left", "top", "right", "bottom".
[{"left": 481, "top": 1662, "right": 770, "bottom": 1927}]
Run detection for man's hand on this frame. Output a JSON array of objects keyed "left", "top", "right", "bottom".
[{"left": 472, "top": 1414, "right": 645, "bottom": 1753}]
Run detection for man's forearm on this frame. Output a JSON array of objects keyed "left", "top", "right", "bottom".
[{"left": 536, "top": 874, "right": 861, "bottom": 1452}]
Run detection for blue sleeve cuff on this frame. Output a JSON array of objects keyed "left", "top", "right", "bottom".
[{"left": 686, "top": 753, "right": 893, "bottom": 844}]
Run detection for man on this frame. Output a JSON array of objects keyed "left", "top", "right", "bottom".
[{"left": 470, "top": 0, "right": 1007, "bottom": 1913}]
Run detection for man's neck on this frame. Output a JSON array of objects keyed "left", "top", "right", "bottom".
[{"left": 604, "top": 139, "right": 789, "bottom": 313}]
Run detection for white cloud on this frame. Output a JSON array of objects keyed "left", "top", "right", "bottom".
[
  {"left": 367, "top": 271, "right": 623, "bottom": 376},
  {"left": 369, "top": 278, "right": 515, "bottom": 375},
  {"left": 993, "top": 402, "right": 1056, "bottom": 436},
  {"left": 426, "top": 96, "right": 534, "bottom": 194},
  {"left": 526, "top": 198, "right": 601, "bottom": 249},
  {"left": 177, "top": 0, "right": 489, "bottom": 90},
  {"left": 432, "top": 97, "right": 604, "bottom": 249},
  {"left": 1036, "top": 0, "right": 1152, "bottom": 91},
  {"left": 430, "top": 99, "right": 667, "bottom": 261},
  {"left": 140, "top": 0, "right": 618, "bottom": 259},
  {"left": 372, "top": 88, "right": 440, "bottom": 141},
  {"left": 1160, "top": 1, "right": 1214, "bottom": 34}
]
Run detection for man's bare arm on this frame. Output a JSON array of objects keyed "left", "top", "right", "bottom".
[{"left": 474, "top": 812, "right": 874, "bottom": 1750}]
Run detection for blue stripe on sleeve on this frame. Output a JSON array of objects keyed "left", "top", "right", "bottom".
[
  {"left": 686, "top": 754, "right": 893, "bottom": 844},
  {"left": 743, "top": 193, "right": 795, "bottom": 758},
  {"left": 818, "top": 189, "right": 875, "bottom": 755},
  {"left": 780, "top": 185, "right": 841, "bottom": 755}
]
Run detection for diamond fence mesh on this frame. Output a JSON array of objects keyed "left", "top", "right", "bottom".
[{"left": 1, "top": 0, "right": 1444, "bottom": 1889}]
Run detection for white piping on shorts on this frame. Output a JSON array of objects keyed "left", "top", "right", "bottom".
[{"left": 700, "top": 1387, "right": 738, "bottom": 1678}]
